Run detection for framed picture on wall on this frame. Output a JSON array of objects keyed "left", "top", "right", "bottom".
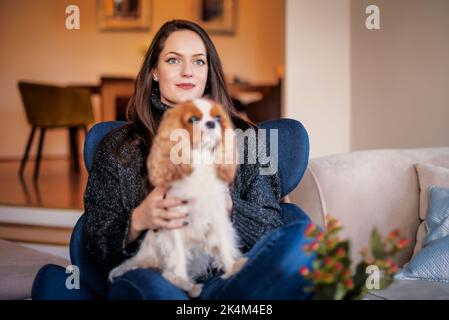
[
  {"left": 97, "top": 0, "right": 151, "bottom": 31},
  {"left": 194, "top": 0, "right": 237, "bottom": 35}
]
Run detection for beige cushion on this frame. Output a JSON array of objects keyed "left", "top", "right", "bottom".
[
  {"left": 412, "top": 221, "right": 428, "bottom": 257},
  {"left": 412, "top": 164, "right": 449, "bottom": 255},
  {"left": 416, "top": 164, "right": 449, "bottom": 220},
  {"left": 0, "top": 239, "right": 69, "bottom": 300}
]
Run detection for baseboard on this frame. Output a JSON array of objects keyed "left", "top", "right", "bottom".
[
  {"left": 0, "top": 205, "right": 82, "bottom": 227},
  {"left": 0, "top": 223, "right": 72, "bottom": 245},
  {"left": 0, "top": 205, "right": 82, "bottom": 246}
]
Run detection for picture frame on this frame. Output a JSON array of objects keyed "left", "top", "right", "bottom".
[
  {"left": 193, "top": 0, "right": 237, "bottom": 35},
  {"left": 97, "top": 0, "right": 151, "bottom": 31}
]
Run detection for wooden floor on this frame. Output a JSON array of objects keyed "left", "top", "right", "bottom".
[
  {"left": 0, "top": 158, "right": 88, "bottom": 210},
  {"left": 0, "top": 158, "right": 86, "bottom": 246}
]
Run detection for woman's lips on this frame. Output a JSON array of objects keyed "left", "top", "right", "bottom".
[{"left": 176, "top": 83, "right": 195, "bottom": 90}]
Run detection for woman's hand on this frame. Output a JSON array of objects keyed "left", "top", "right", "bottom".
[{"left": 127, "top": 184, "right": 189, "bottom": 244}]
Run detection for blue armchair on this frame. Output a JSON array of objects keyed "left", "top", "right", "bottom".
[{"left": 31, "top": 118, "right": 310, "bottom": 299}]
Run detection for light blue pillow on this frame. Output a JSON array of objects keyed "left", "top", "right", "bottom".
[{"left": 395, "top": 186, "right": 449, "bottom": 283}]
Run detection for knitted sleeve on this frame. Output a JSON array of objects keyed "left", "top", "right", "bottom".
[{"left": 230, "top": 163, "right": 283, "bottom": 253}]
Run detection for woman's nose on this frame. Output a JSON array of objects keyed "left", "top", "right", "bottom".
[{"left": 181, "top": 63, "right": 193, "bottom": 78}]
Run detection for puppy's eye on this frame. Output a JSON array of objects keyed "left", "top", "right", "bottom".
[
  {"left": 188, "top": 116, "right": 199, "bottom": 124},
  {"left": 215, "top": 115, "right": 222, "bottom": 122}
]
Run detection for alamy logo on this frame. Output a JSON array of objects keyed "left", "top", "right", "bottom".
[
  {"left": 365, "top": 265, "right": 380, "bottom": 290},
  {"left": 65, "top": 265, "right": 80, "bottom": 290},
  {"left": 66, "top": 5, "right": 80, "bottom": 30},
  {"left": 365, "top": 5, "right": 380, "bottom": 30},
  {"left": 168, "top": 128, "right": 279, "bottom": 175}
]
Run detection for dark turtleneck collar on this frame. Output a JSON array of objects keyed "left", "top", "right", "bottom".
[{"left": 151, "top": 85, "right": 170, "bottom": 113}]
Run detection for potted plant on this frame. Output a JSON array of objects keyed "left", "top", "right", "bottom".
[{"left": 300, "top": 216, "right": 410, "bottom": 300}]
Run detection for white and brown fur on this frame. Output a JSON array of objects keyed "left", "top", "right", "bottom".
[{"left": 109, "top": 98, "right": 246, "bottom": 297}]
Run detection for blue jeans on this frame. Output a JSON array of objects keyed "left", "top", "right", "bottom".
[{"left": 107, "top": 219, "right": 316, "bottom": 300}]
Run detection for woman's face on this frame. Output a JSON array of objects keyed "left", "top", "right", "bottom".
[{"left": 153, "top": 30, "right": 209, "bottom": 106}]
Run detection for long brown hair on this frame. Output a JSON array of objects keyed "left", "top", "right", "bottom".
[{"left": 126, "top": 19, "right": 252, "bottom": 154}]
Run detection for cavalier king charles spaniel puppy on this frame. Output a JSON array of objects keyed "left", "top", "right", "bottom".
[{"left": 109, "top": 98, "right": 246, "bottom": 297}]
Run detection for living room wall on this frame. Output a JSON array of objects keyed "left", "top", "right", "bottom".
[
  {"left": 350, "top": 0, "right": 449, "bottom": 151},
  {"left": 285, "top": 0, "right": 449, "bottom": 158},
  {"left": 0, "top": 0, "right": 284, "bottom": 158},
  {"left": 285, "top": 0, "right": 352, "bottom": 158}
]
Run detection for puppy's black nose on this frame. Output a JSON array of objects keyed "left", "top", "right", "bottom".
[{"left": 205, "top": 121, "right": 215, "bottom": 129}]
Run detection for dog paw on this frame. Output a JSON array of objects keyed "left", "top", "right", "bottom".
[
  {"left": 232, "top": 257, "right": 248, "bottom": 274},
  {"left": 108, "top": 267, "right": 125, "bottom": 282},
  {"left": 188, "top": 284, "right": 203, "bottom": 298},
  {"left": 221, "top": 257, "right": 247, "bottom": 280},
  {"left": 211, "top": 260, "right": 224, "bottom": 271},
  {"left": 163, "top": 271, "right": 196, "bottom": 294}
]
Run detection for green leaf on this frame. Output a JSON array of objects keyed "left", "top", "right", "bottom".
[
  {"left": 334, "top": 282, "right": 347, "bottom": 300},
  {"left": 312, "top": 260, "right": 321, "bottom": 271},
  {"left": 313, "top": 284, "right": 338, "bottom": 300},
  {"left": 379, "top": 275, "right": 393, "bottom": 290},
  {"left": 371, "top": 228, "right": 387, "bottom": 260}
]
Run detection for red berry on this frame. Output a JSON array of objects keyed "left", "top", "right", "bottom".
[
  {"left": 299, "top": 267, "right": 310, "bottom": 276},
  {"left": 396, "top": 238, "right": 409, "bottom": 250},
  {"left": 304, "top": 223, "right": 317, "bottom": 237},
  {"left": 344, "top": 278, "right": 354, "bottom": 289}
]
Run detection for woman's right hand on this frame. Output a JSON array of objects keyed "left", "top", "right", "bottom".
[{"left": 127, "top": 184, "right": 189, "bottom": 244}]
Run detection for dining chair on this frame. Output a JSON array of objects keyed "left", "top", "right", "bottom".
[{"left": 18, "top": 81, "right": 94, "bottom": 180}]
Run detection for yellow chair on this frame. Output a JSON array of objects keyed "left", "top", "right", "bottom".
[{"left": 18, "top": 81, "right": 94, "bottom": 180}]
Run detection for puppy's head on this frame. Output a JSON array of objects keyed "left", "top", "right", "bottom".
[
  {"left": 148, "top": 98, "right": 237, "bottom": 185},
  {"left": 162, "top": 98, "right": 233, "bottom": 151}
]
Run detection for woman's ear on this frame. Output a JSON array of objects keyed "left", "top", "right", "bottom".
[{"left": 152, "top": 69, "right": 159, "bottom": 82}]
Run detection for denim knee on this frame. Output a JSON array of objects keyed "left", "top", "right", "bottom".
[
  {"left": 272, "top": 221, "right": 317, "bottom": 275},
  {"left": 107, "top": 268, "right": 189, "bottom": 300},
  {"left": 200, "top": 220, "right": 316, "bottom": 300}
]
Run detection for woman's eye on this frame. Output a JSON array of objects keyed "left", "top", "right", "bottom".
[
  {"left": 194, "top": 59, "right": 206, "bottom": 66},
  {"left": 166, "top": 58, "right": 179, "bottom": 64},
  {"left": 188, "top": 116, "right": 199, "bottom": 123}
]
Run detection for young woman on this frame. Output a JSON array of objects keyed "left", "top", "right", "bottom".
[{"left": 84, "top": 19, "right": 314, "bottom": 299}]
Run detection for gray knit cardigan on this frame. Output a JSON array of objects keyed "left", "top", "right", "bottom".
[{"left": 84, "top": 124, "right": 283, "bottom": 272}]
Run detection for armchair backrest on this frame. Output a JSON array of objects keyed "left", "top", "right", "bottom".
[
  {"left": 258, "top": 118, "right": 309, "bottom": 197},
  {"left": 83, "top": 121, "right": 127, "bottom": 172}
]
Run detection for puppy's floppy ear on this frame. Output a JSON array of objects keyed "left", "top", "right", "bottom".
[
  {"left": 148, "top": 107, "right": 192, "bottom": 186},
  {"left": 213, "top": 103, "right": 237, "bottom": 183},
  {"left": 215, "top": 130, "right": 237, "bottom": 183}
]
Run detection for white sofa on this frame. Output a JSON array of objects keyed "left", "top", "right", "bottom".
[{"left": 290, "top": 147, "right": 449, "bottom": 300}]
